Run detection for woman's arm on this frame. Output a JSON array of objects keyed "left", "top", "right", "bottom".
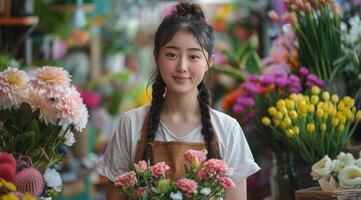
[{"left": 224, "top": 179, "right": 247, "bottom": 200}]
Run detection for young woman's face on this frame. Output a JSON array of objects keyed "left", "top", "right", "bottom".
[{"left": 156, "top": 31, "right": 213, "bottom": 95}]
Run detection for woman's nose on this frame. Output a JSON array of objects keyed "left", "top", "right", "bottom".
[{"left": 176, "top": 57, "right": 188, "bottom": 73}]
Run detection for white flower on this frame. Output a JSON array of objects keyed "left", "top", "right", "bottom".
[
  {"left": 282, "top": 24, "right": 292, "bottom": 34},
  {"left": 170, "top": 191, "right": 183, "bottom": 200},
  {"left": 355, "top": 159, "right": 361, "bottom": 168},
  {"left": 338, "top": 165, "right": 361, "bottom": 189},
  {"left": 311, "top": 155, "right": 334, "bottom": 180},
  {"left": 337, "top": 152, "right": 355, "bottom": 167},
  {"left": 200, "top": 187, "right": 211, "bottom": 196},
  {"left": 39, "top": 197, "right": 52, "bottom": 200},
  {"left": 332, "top": 159, "right": 342, "bottom": 173},
  {"left": 64, "top": 130, "right": 76, "bottom": 146},
  {"left": 44, "top": 168, "right": 62, "bottom": 192},
  {"left": 0, "top": 67, "right": 29, "bottom": 109}
]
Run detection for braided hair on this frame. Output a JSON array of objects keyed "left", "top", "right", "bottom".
[{"left": 144, "top": 2, "right": 220, "bottom": 163}]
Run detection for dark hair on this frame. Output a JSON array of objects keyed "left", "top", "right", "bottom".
[{"left": 144, "top": 2, "right": 220, "bottom": 163}]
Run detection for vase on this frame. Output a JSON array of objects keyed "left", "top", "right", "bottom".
[
  {"left": 270, "top": 151, "right": 297, "bottom": 200},
  {"left": 294, "top": 160, "right": 318, "bottom": 190}
]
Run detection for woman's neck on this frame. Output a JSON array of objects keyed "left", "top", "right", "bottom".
[{"left": 162, "top": 90, "right": 200, "bottom": 119}]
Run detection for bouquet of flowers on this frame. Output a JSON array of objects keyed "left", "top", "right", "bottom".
[
  {"left": 0, "top": 66, "right": 89, "bottom": 173},
  {"left": 311, "top": 151, "right": 361, "bottom": 191},
  {"left": 261, "top": 86, "right": 361, "bottom": 164},
  {"left": 284, "top": 0, "right": 343, "bottom": 80},
  {"left": 0, "top": 178, "right": 37, "bottom": 200},
  {"left": 115, "top": 149, "right": 235, "bottom": 200}
]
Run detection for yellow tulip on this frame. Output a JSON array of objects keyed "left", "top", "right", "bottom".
[
  {"left": 284, "top": 117, "right": 292, "bottom": 126},
  {"left": 268, "top": 106, "right": 277, "bottom": 116},
  {"left": 276, "top": 100, "right": 286, "bottom": 109},
  {"left": 286, "top": 129, "right": 295, "bottom": 137},
  {"left": 322, "top": 92, "right": 330, "bottom": 101},
  {"left": 261, "top": 117, "right": 271, "bottom": 126},
  {"left": 286, "top": 99, "right": 295, "bottom": 109},
  {"left": 280, "top": 122, "right": 287, "bottom": 129},
  {"left": 311, "top": 86, "right": 321, "bottom": 95},
  {"left": 338, "top": 124, "right": 345, "bottom": 132},
  {"left": 338, "top": 101, "right": 345, "bottom": 110},
  {"left": 275, "top": 112, "right": 283, "bottom": 120},
  {"left": 307, "top": 123, "right": 315, "bottom": 133},
  {"left": 292, "top": 126, "right": 300, "bottom": 135},
  {"left": 339, "top": 115, "right": 347, "bottom": 124},
  {"left": 356, "top": 111, "right": 361, "bottom": 120},
  {"left": 274, "top": 119, "right": 281, "bottom": 126},
  {"left": 331, "top": 94, "right": 339, "bottom": 103},
  {"left": 289, "top": 93, "right": 298, "bottom": 100},
  {"left": 279, "top": 107, "right": 288, "bottom": 115},
  {"left": 320, "top": 123, "right": 327, "bottom": 132},
  {"left": 308, "top": 104, "right": 315, "bottom": 113},
  {"left": 289, "top": 111, "right": 298, "bottom": 119},
  {"left": 331, "top": 118, "right": 339, "bottom": 127},
  {"left": 316, "top": 109, "right": 324, "bottom": 118},
  {"left": 311, "top": 95, "right": 319, "bottom": 105}
]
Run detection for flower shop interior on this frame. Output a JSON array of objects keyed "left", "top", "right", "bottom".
[{"left": 1, "top": 0, "right": 361, "bottom": 199}]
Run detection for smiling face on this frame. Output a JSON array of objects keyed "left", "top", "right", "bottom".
[{"left": 156, "top": 31, "right": 214, "bottom": 96}]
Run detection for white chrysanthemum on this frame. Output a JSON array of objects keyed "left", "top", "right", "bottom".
[
  {"left": 55, "top": 86, "right": 88, "bottom": 132},
  {"left": 63, "top": 130, "right": 76, "bottom": 146},
  {"left": 30, "top": 66, "right": 71, "bottom": 91},
  {"left": 338, "top": 165, "right": 361, "bottom": 189},
  {"left": 200, "top": 187, "right": 211, "bottom": 196},
  {"left": 170, "top": 191, "right": 183, "bottom": 200},
  {"left": 337, "top": 152, "right": 355, "bottom": 168},
  {"left": 332, "top": 159, "right": 343, "bottom": 173},
  {"left": 39, "top": 197, "right": 52, "bottom": 200},
  {"left": 44, "top": 168, "right": 62, "bottom": 192},
  {"left": 355, "top": 159, "right": 361, "bottom": 168},
  {"left": 311, "top": 155, "right": 334, "bottom": 180},
  {"left": 27, "top": 89, "right": 57, "bottom": 125},
  {"left": 0, "top": 67, "right": 29, "bottom": 109}
]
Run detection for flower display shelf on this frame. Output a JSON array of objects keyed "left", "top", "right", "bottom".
[{"left": 295, "top": 186, "right": 361, "bottom": 200}]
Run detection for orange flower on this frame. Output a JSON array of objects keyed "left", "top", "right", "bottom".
[{"left": 221, "top": 88, "right": 243, "bottom": 111}]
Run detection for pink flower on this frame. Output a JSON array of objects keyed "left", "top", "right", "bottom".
[
  {"left": 176, "top": 178, "right": 198, "bottom": 198},
  {"left": 0, "top": 67, "right": 29, "bottom": 109},
  {"left": 55, "top": 86, "right": 89, "bottom": 131},
  {"left": 204, "top": 159, "right": 227, "bottom": 176},
  {"left": 196, "top": 170, "right": 208, "bottom": 180},
  {"left": 217, "top": 177, "right": 236, "bottom": 189},
  {"left": 151, "top": 162, "right": 169, "bottom": 178},
  {"left": 132, "top": 187, "right": 148, "bottom": 198},
  {"left": 184, "top": 149, "right": 207, "bottom": 163},
  {"left": 115, "top": 171, "right": 137, "bottom": 187},
  {"left": 30, "top": 66, "right": 71, "bottom": 91},
  {"left": 27, "top": 89, "right": 57, "bottom": 125},
  {"left": 134, "top": 161, "right": 148, "bottom": 173},
  {"left": 77, "top": 86, "right": 100, "bottom": 109}
]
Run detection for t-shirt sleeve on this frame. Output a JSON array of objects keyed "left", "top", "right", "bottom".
[
  {"left": 224, "top": 119, "right": 260, "bottom": 184},
  {"left": 96, "top": 113, "right": 132, "bottom": 182}
]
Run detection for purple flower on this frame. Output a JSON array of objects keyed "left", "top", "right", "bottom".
[
  {"left": 290, "top": 86, "right": 301, "bottom": 93},
  {"left": 261, "top": 74, "right": 275, "bottom": 86},
  {"left": 249, "top": 75, "right": 259, "bottom": 82},
  {"left": 307, "top": 74, "right": 319, "bottom": 83},
  {"left": 237, "top": 96, "right": 256, "bottom": 107},
  {"left": 305, "top": 80, "right": 314, "bottom": 87},
  {"left": 242, "top": 82, "right": 261, "bottom": 94},
  {"left": 316, "top": 79, "right": 324, "bottom": 87},
  {"left": 289, "top": 74, "right": 300, "bottom": 83},
  {"left": 299, "top": 67, "right": 309, "bottom": 77},
  {"left": 275, "top": 77, "right": 288, "bottom": 87},
  {"left": 233, "top": 104, "right": 244, "bottom": 113}
]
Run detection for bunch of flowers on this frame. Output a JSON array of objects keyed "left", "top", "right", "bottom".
[
  {"left": 311, "top": 151, "right": 361, "bottom": 191},
  {"left": 284, "top": 0, "right": 343, "bottom": 80},
  {"left": 115, "top": 149, "right": 235, "bottom": 200},
  {"left": 0, "top": 66, "right": 89, "bottom": 172},
  {"left": 261, "top": 86, "right": 361, "bottom": 164}
]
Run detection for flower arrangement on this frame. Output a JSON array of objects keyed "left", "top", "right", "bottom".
[
  {"left": 0, "top": 178, "right": 37, "bottom": 200},
  {"left": 261, "top": 86, "right": 361, "bottom": 164},
  {"left": 311, "top": 151, "right": 361, "bottom": 191},
  {"left": 0, "top": 66, "right": 88, "bottom": 173},
  {"left": 115, "top": 149, "right": 235, "bottom": 200},
  {"left": 284, "top": 0, "right": 343, "bottom": 80}
]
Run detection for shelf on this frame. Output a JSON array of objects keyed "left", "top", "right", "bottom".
[
  {"left": 51, "top": 4, "right": 95, "bottom": 13},
  {"left": 0, "top": 16, "right": 39, "bottom": 26}
]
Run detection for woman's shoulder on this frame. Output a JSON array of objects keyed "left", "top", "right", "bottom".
[{"left": 121, "top": 104, "right": 151, "bottom": 121}]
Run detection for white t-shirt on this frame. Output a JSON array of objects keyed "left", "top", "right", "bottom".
[{"left": 97, "top": 104, "right": 260, "bottom": 184}]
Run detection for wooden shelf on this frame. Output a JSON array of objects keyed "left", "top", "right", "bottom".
[{"left": 0, "top": 16, "right": 39, "bottom": 26}]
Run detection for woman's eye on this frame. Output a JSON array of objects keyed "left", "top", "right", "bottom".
[
  {"left": 190, "top": 55, "right": 201, "bottom": 60},
  {"left": 166, "top": 53, "right": 177, "bottom": 59}
]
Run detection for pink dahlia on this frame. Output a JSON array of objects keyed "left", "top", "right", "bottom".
[
  {"left": 0, "top": 67, "right": 29, "bottom": 109},
  {"left": 30, "top": 66, "right": 71, "bottom": 91},
  {"left": 27, "top": 89, "right": 57, "bottom": 125}
]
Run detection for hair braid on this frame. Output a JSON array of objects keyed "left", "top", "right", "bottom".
[
  {"left": 143, "top": 73, "right": 166, "bottom": 163},
  {"left": 197, "top": 82, "right": 221, "bottom": 159}
]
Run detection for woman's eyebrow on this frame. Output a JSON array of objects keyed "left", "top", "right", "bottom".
[{"left": 164, "top": 45, "right": 202, "bottom": 52}]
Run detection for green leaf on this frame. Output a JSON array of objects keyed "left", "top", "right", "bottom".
[
  {"left": 25, "top": 119, "right": 40, "bottom": 135},
  {"left": 211, "top": 66, "right": 244, "bottom": 82},
  {"left": 245, "top": 51, "right": 261, "bottom": 74},
  {"left": 221, "top": 49, "right": 238, "bottom": 68},
  {"left": 20, "top": 102, "right": 33, "bottom": 128}
]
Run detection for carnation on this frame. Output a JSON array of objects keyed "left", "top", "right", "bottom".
[
  {"left": 176, "top": 178, "right": 198, "bottom": 198},
  {"left": 115, "top": 171, "right": 137, "bottom": 187},
  {"left": 44, "top": 168, "right": 62, "bottom": 192},
  {"left": 184, "top": 149, "right": 207, "bottom": 163},
  {"left": 217, "top": 177, "right": 236, "bottom": 189},
  {"left": 204, "top": 159, "right": 227, "bottom": 176},
  {"left": 151, "top": 162, "right": 170, "bottom": 178}
]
